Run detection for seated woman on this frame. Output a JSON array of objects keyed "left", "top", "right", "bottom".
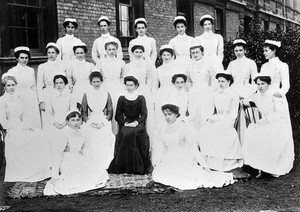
[
  {"left": 152, "top": 103, "right": 235, "bottom": 190},
  {"left": 108, "top": 76, "right": 152, "bottom": 174},
  {"left": 81, "top": 71, "right": 115, "bottom": 169},
  {"left": 242, "top": 74, "right": 294, "bottom": 178},
  {"left": 44, "top": 110, "right": 109, "bottom": 195},
  {"left": 198, "top": 71, "right": 243, "bottom": 172},
  {"left": 0, "top": 75, "right": 51, "bottom": 182}
]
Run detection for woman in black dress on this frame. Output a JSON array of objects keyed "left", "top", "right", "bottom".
[{"left": 108, "top": 76, "right": 152, "bottom": 174}]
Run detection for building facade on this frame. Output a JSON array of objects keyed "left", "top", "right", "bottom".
[{"left": 0, "top": 0, "right": 299, "bottom": 76}]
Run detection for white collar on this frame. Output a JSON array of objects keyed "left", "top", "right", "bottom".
[
  {"left": 54, "top": 87, "right": 70, "bottom": 97},
  {"left": 124, "top": 90, "right": 140, "bottom": 101},
  {"left": 65, "top": 34, "right": 75, "bottom": 38},
  {"left": 3, "top": 92, "right": 21, "bottom": 101},
  {"left": 101, "top": 32, "right": 110, "bottom": 38},
  {"left": 203, "top": 31, "right": 213, "bottom": 35},
  {"left": 16, "top": 63, "right": 27, "bottom": 69},
  {"left": 268, "top": 57, "right": 279, "bottom": 63}
]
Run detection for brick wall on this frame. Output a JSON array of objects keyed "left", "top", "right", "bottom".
[
  {"left": 144, "top": 0, "right": 177, "bottom": 50},
  {"left": 226, "top": 10, "right": 240, "bottom": 40},
  {"left": 56, "top": 0, "right": 116, "bottom": 61},
  {"left": 193, "top": 2, "right": 215, "bottom": 37}
]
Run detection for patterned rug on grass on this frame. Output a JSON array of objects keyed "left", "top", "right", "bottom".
[{"left": 8, "top": 174, "right": 175, "bottom": 199}]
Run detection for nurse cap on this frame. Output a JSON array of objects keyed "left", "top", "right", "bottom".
[
  {"left": 98, "top": 16, "right": 110, "bottom": 26},
  {"left": 160, "top": 44, "right": 173, "bottom": 51},
  {"left": 134, "top": 18, "right": 147, "bottom": 26},
  {"left": 14, "top": 46, "right": 30, "bottom": 53},
  {"left": 65, "top": 109, "right": 81, "bottom": 118},
  {"left": 73, "top": 41, "right": 86, "bottom": 48},
  {"left": 174, "top": 16, "right": 186, "bottom": 23},
  {"left": 233, "top": 39, "right": 246, "bottom": 45},
  {"left": 46, "top": 42, "right": 59, "bottom": 50},
  {"left": 200, "top": 14, "right": 214, "bottom": 26},
  {"left": 63, "top": 18, "right": 78, "bottom": 29},
  {"left": 215, "top": 70, "right": 233, "bottom": 81},
  {"left": 189, "top": 42, "right": 203, "bottom": 49},
  {"left": 264, "top": 39, "right": 281, "bottom": 48}
]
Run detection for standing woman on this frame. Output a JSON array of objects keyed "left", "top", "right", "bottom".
[
  {"left": 242, "top": 74, "right": 294, "bottom": 178},
  {"left": 7, "top": 46, "right": 41, "bottom": 128},
  {"left": 0, "top": 75, "right": 51, "bottom": 182},
  {"left": 195, "top": 14, "right": 224, "bottom": 68},
  {"left": 37, "top": 42, "right": 67, "bottom": 126},
  {"left": 198, "top": 71, "right": 243, "bottom": 172},
  {"left": 56, "top": 18, "right": 81, "bottom": 65},
  {"left": 168, "top": 16, "right": 194, "bottom": 72},
  {"left": 128, "top": 18, "right": 157, "bottom": 64},
  {"left": 108, "top": 76, "right": 152, "bottom": 174},
  {"left": 67, "top": 41, "right": 95, "bottom": 106}
]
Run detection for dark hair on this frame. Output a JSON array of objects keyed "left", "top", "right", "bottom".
[
  {"left": 98, "top": 19, "right": 110, "bottom": 26},
  {"left": 161, "top": 104, "right": 180, "bottom": 118},
  {"left": 190, "top": 45, "right": 204, "bottom": 53},
  {"left": 131, "top": 45, "right": 145, "bottom": 53},
  {"left": 200, "top": 18, "right": 214, "bottom": 27},
  {"left": 2, "top": 75, "right": 18, "bottom": 86},
  {"left": 233, "top": 43, "right": 246, "bottom": 50},
  {"left": 263, "top": 43, "right": 279, "bottom": 56},
  {"left": 124, "top": 76, "right": 139, "bottom": 87},
  {"left": 134, "top": 21, "right": 147, "bottom": 29},
  {"left": 73, "top": 45, "right": 87, "bottom": 53},
  {"left": 171, "top": 74, "right": 187, "bottom": 83},
  {"left": 159, "top": 48, "right": 174, "bottom": 57},
  {"left": 174, "top": 19, "right": 187, "bottom": 28},
  {"left": 14, "top": 50, "right": 30, "bottom": 60},
  {"left": 63, "top": 21, "right": 78, "bottom": 29},
  {"left": 46, "top": 46, "right": 60, "bottom": 54},
  {"left": 89, "top": 71, "right": 103, "bottom": 82},
  {"left": 66, "top": 111, "right": 82, "bottom": 121},
  {"left": 53, "top": 74, "right": 68, "bottom": 85},
  {"left": 105, "top": 41, "right": 118, "bottom": 50},
  {"left": 254, "top": 75, "right": 271, "bottom": 85},
  {"left": 215, "top": 73, "right": 234, "bottom": 86}
]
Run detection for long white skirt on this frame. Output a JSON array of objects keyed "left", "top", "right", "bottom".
[
  {"left": 152, "top": 147, "right": 236, "bottom": 190},
  {"left": 242, "top": 118, "right": 294, "bottom": 176},
  {"left": 4, "top": 129, "right": 51, "bottom": 182}
]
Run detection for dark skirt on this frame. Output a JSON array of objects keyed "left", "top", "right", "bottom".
[{"left": 108, "top": 124, "right": 152, "bottom": 174}]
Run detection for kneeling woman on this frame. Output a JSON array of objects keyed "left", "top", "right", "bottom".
[
  {"left": 108, "top": 76, "right": 152, "bottom": 174},
  {"left": 44, "top": 111, "right": 108, "bottom": 195},
  {"left": 81, "top": 71, "right": 115, "bottom": 169},
  {"left": 0, "top": 75, "right": 51, "bottom": 182},
  {"left": 242, "top": 74, "right": 294, "bottom": 178},
  {"left": 152, "top": 103, "right": 235, "bottom": 190},
  {"left": 198, "top": 71, "right": 243, "bottom": 172}
]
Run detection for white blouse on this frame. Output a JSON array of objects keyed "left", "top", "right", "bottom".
[
  {"left": 128, "top": 35, "right": 157, "bottom": 63},
  {"left": 168, "top": 33, "right": 195, "bottom": 60},
  {"left": 56, "top": 34, "right": 81, "bottom": 61},
  {"left": 96, "top": 57, "right": 125, "bottom": 83},
  {"left": 7, "top": 63, "right": 36, "bottom": 89}
]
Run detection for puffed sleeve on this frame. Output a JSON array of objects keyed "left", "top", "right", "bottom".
[
  {"left": 128, "top": 40, "right": 134, "bottom": 61},
  {"left": 56, "top": 37, "right": 63, "bottom": 61},
  {"left": 279, "top": 62, "right": 290, "bottom": 96},
  {"left": 105, "top": 92, "right": 113, "bottom": 121},
  {"left": 151, "top": 38, "right": 157, "bottom": 64},
  {"left": 116, "top": 39, "right": 123, "bottom": 60},
  {"left": 37, "top": 64, "right": 45, "bottom": 103},
  {"left": 92, "top": 39, "right": 100, "bottom": 64},
  {"left": 0, "top": 98, "right": 12, "bottom": 130},
  {"left": 115, "top": 96, "right": 126, "bottom": 125},
  {"left": 217, "top": 34, "right": 224, "bottom": 61},
  {"left": 136, "top": 95, "right": 148, "bottom": 124}
]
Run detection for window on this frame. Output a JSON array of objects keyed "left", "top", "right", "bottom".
[
  {"left": 177, "top": 0, "right": 194, "bottom": 36},
  {"left": 264, "top": 20, "right": 269, "bottom": 31},
  {"left": 244, "top": 16, "right": 252, "bottom": 34},
  {"left": 116, "top": 0, "right": 144, "bottom": 49},
  {"left": 0, "top": 0, "right": 57, "bottom": 57},
  {"left": 215, "top": 8, "right": 224, "bottom": 36}
]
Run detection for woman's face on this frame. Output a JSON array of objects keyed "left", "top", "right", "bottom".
[
  {"left": 190, "top": 47, "right": 204, "bottom": 61},
  {"left": 203, "top": 20, "right": 212, "bottom": 32},
  {"left": 234, "top": 46, "right": 246, "bottom": 59},
  {"left": 163, "top": 109, "right": 177, "bottom": 124},
  {"left": 67, "top": 114, "right": 81, "bottom": 130},
  {"left": 218, "top": 77, "right": 230, "bottom": 90},
  {"left": 132, "top": 49, "right": 144, "bottom": 60},
  {"left": 17, "top": 53, "right": 29, "bottom": 66},
  {"left": 263, "top": 46, "right": 276, "bottom": 60},
  {"left": 176, "top": 23, "right": 186, "bottom": 35},
  {"left": 5, "top": 79, "right": 17, "bottom": 95},
  {"left": 125, "top": 81, "right": 137, "bottom": 93},
  {"left": 174, "top": 77, "right": 185, "bottom": 91},
  {"left": 91, "top": 77, "right": 102, "bottom": 90},
  {"left": 257, "top": 78, "right": 269, "bottom": 94},
  {"left": 54, "top": 78, "right": 66, "bottom": 92},
  {"left": 136, "top": 23, "right": 146, "bottom": 36},
  {"left": 106, "top": 44, "right": 117, "bottom": 57},
  {"left": 99, "top": 21, "right": 109, "bottom": 34},
  {"left": 66, "top": 23, "right": 75, "bottom": 35},
  {"left": 161, "top": 51, "right": 172, "bottom": 63},
  {"left": 47, "top": 48, "right": 58, "bottom": 61},
  {"left": 75, "top": 47, "right": 85, "bottom": 61}
]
